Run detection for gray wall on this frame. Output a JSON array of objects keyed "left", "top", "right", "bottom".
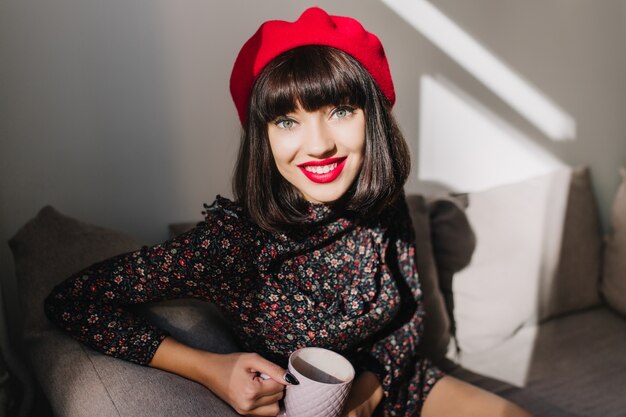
[{"left": 1, "top": 0, "right": 625, "bottom": 352}]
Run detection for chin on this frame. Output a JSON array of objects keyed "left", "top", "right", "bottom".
[{"left": 301, "top": 187, "right": 351, "bottom": 205}]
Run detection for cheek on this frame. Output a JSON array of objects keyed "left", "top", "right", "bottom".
[
  {"left": 344, "top": 124, "right": 366, "bottom": 156},
  {"left": 268, "top": 136, "right": 299, "bottom": 166},
  {"left": 352, "top": 126, "right": 366, "bottom": 171},
  {"left": 357, "top": 133, "right": 366, "bottom": 155}
]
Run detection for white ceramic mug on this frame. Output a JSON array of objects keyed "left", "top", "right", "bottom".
[{"left": 283, "top": 347, "right": 355, "bottom": 417}]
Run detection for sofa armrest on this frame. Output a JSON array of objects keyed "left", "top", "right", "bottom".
[{"left": 10, "top": 206, "right": 242, "bottom": 417}]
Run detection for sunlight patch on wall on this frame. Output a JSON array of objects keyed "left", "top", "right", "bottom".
[
  {"left": 419, "top": 75, "right": 565, "bottom": 192},
  {"left": 382, "top": 0, "right": 577, "bottom": 141}
]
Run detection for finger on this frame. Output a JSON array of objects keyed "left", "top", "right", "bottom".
[
  {"left": 254, "top": 376, "right": 286, "bottom": 397},
  {"left": 253, "top": 390, "right": 284, "bottom": 407},
  {"left": 247, "top": 402, "right": 281, "bottom": 417},
  {"left": 247, "top": 354, "right": 299, "bottom": 386}
]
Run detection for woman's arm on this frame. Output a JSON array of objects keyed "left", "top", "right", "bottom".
[
  {"left": 44, "top": 224, "right": 214, "bottom": 364},
  {"left": 44, "top": 204, "right": 247, "bottom": 365},
  {"left": 44, "top": 207, "right": 293, "bottom": 415},
  {"left": 149, "top": 336, "right": 292, "bottom": 416}
]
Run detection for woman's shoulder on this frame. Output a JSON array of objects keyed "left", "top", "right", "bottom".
[
  {"left": 202, "top": 195, "right": 245, "bottom": 220},
  {"left": 199, "top": 195, "right": 266, "bottom": 240},
  {"left": 375, "top": 193, "right": 413, "bottom": 236}
]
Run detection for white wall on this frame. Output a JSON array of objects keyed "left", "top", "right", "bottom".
[{"left": 1, "top": 0, "right": 625, "bottom": 350}]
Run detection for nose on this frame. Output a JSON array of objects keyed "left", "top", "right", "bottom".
[{"left": 303, "top": 118, "right": 336, "bottom": 158}]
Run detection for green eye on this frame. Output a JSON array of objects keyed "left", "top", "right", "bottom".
[
  {"left": 333, "top": 106, "right": 354, "bottom": 119},
  {"left": 276, "top": 119, "right": 295, "bottom": 129}
]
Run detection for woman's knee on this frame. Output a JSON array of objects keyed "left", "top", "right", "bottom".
[{"left": 421, "top": 375, "right": 533, "bottom": 417}]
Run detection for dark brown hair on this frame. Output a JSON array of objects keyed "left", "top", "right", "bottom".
[{"left": 233, "top": 45, "right": 410, "bottom": 232}]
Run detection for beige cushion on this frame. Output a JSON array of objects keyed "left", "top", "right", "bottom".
[
  {"left": 602, "top": 168, "right": 626, "bottom": 316},
  {"left": 452, "top": 167, "right": 602, "bottom": 358}
]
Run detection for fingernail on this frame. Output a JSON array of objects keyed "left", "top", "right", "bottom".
[{"left": 284, "top": 372, "right": 299, "bottom": 385}]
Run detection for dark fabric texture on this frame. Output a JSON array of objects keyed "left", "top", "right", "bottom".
[
  {"left": 171, "top": 197, "right": 465, "bottom": 367},
  {"left": 405, "top": 195, "right": 450, "bottom": 364},
  {"left": 42, "top": 195, "right": 444, "bottom": 416},
  {"left": 543, "top": 166, "right": 603, "bottom": 319},
  {"left": 427, "top": 196, "right": 476, "bottom": 346}
]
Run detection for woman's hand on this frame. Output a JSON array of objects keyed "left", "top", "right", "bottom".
[
  {"left": 150, "top": 337, "right": 294, "bottom": 416},
  {"left": 202, "top": 351, "right": 291, "bottom": 416},
  {"left": 342, "top": 371, "right": 383, "bottom": 417}
]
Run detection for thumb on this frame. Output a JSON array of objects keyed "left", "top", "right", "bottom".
[{"left": 248, "top": 355, "right": 300, "bottom": 386}]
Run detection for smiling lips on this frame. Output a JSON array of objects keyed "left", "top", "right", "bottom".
[{"left": 298, "top": 157, "right": 347, "bottom": 184}]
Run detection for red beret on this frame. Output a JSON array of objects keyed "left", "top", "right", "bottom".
[{"left": 229, "top": 7, "right": 395, "bottom": 124}]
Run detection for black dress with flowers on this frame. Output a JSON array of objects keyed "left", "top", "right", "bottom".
[{"left": 45, "top": 195, "right": 444, "bottom": 416}]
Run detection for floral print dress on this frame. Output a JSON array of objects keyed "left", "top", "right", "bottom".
[{"left": 45, "top": 195, "right": 444, "bottom": 416}]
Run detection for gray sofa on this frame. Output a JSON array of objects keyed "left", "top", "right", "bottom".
[{"left": 8, "top": 166, "right": 626, "bottom": 417}]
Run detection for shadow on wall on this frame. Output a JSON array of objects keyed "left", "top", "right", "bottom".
[{"left": 382, "top": 0, "right": 573, "bottom": 193}]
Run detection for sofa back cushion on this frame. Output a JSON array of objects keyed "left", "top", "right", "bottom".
[
  {"left": 602, "top": 167, "right": 626, "bottom": 316},
  {"left": 9, "top": 206, "right": 145, "bottom": 336},
  {"left": 452, "top": 167, "right": 602, "bottom": 354},
  {"left": 543, "top": 166, "right": 603, "bottom": 318},
  {"left": 446, "top": 166, "right": 604, "bottom": 386}
]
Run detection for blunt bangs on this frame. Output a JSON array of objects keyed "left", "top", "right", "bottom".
[{"left": 250, "top": 46, "right": 369, "bottom": 123}]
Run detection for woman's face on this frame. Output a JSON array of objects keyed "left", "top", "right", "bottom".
[{"left": 267, "top": 104, "right": 366, "bottom": 204}]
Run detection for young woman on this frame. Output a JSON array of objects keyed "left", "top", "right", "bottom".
[{"left": 45, "top": 7, "right": 533, "bottom": 417}]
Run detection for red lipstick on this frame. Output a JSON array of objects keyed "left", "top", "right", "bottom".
[{"left": 298, "top": 157, "right": 347, "bottom": 184}]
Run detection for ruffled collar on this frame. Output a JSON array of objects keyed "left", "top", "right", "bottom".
[
  {"left": 302, "top": 201, "right": 342, "bottom": 227},
  {"left": 209, "top": 195, "right": 343, "bottom": 227},
  {"left": 206, "top": 195, "right": 359, "bottom": 259}
]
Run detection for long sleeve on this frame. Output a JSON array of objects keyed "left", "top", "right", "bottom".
[{"left": 44, "top": 204, "right": 245, "bottom": 365}]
